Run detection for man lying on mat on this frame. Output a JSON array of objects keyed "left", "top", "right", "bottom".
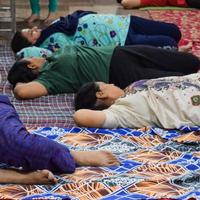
[
  {"left": 7, "top": 45, "right": 199, "bottom": 100},
  {"left": 0, "top": 95, "right": 119, "bottom": 184},
  {"left": 11, "top": 10, "right": 184, "bottom": 54},
  {"left": 117, "top": 0, "right": 200, "bottom": 9},
  {"left": 74, "top": 73, "right": 200, "bottom": 129}
]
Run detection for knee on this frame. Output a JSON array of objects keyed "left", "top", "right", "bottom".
[{"left": 121, "top": 0, "right": 140, "bottom": 9}]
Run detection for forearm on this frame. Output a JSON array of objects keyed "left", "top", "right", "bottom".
[{"left": 13, "top": 82, "right": 48, "bottom": 99}]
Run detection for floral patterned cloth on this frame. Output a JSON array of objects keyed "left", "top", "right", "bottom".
[
  {"left": 40, "top": 14, "right": 130, "bottom": 50},
  {"left": 103, "top": 73, "right": 200, "bottom": 129}
]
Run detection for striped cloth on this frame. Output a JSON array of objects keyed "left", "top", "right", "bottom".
[{"left": 0, "top": 41, "right": 76, "bottom": 128}]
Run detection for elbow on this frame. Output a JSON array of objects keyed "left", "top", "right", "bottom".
[
  {"left": 121, "top": 0, "right": 135, "bottom": 9},
  {"left": 14, "top": 87, "right": 28, "bottom": 99},
  {"left": 73, "top": 110, "right": 85, "bottom": 127}
]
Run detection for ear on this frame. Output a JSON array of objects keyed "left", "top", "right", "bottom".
[{"left": 96, "top": 91, "right": 108, "bottom": 99}]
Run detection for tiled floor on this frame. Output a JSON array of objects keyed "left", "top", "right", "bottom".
[{"left": 0, "top": 0, "right": 149, "bottom": 39}]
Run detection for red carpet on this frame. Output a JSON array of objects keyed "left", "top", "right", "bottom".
[{"left": 149, "top": 10, "right": 200, "bottom": 57}]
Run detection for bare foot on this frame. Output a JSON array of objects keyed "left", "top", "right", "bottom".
[
  {"left": 179, "top": 42, "right": 193, "bottom": 52},
  {"left": 25, "top": 14, "right": 40, "bottom": 24},
  {"left": 71, "top": 150, "right": 120, "bottom": 167},
  {"left": 0, "top": 169, "right": 57, "bottom": 185},
  {"left": 44, "top": 12, "right": 57, "bottom": 25},
  {"left": 25, "top": 169, "right": 57, "bottom": 185}
]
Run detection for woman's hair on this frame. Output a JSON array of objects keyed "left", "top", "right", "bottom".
[
  {"left": 75, "top": 82, "right": 107, "bottom": 111},
  {"left": 11, "top": 31, "right": 32, "bottom": 53},
  {"left": 7, "top": 60, "right": 38, "bottom": 87}
]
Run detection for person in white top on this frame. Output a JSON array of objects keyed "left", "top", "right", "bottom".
[{"left": 74, "top": 73, "right": 200, "bottom": 129}]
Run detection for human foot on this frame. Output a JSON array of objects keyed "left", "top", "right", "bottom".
[
  {"left": 71, "top": 150, "right": 120, "bottom": 167},
  {"left": 25, "top": 14, "right": 40, "bottom": 24},
  {"left": 23, "top": 169, "right": 57, "bottom": 185},
  {"left": 44, "top": 12, "right": 57, "bottom": 25},
  {"left": 0, "top": 169, "right": 57, "bottom": 185},
  {"left": 179, "top": 42, "right": 193, "bottom": 52}
]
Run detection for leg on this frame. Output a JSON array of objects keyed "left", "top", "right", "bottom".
[
  {"left": 126, "top": 16, "right": 181, "bottom": 44},
  {"left": 121, "top": 0, "right": 168, "bottom": 9},
  {"left": 25, "top": 0, "right": 40, "bottom": 23},
  {"left": 186, "top": 0, "right": 200, "bottom": 8},
  {"left": 44, "top": 0, "right": 58, "bottom": 24},
  {"left": 109, "top": 46, "right": 200, "bottom": 88},
  {"left": 0, "top": 169, "right": 56, "bottom": 184},
  {"left": 126, "top": 34, "right": 178, "bottom": 49},
  {"left": 121, "top": 0, "right": 141, "bottom": 9},
  {"left": 71, "top": 151, "right": 120, "bottom": 167},
  {"left": 124, "top": 45, "right": 200, "bottom": 73}
]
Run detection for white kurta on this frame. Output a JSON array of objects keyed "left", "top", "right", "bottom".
[{"left": 102, "top": 73, "right": 200, "bottom": 129}]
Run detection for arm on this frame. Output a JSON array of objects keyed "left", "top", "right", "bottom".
[
  {"left": 13, "top": 81, "right": 48, "bottom": 99},
  {"left": 73, "top": 109, "right": 106, "bottom": 128}
]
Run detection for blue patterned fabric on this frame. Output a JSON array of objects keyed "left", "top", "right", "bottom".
[{"left": 1, "top": 126, "right": 200, "bottom": 199}]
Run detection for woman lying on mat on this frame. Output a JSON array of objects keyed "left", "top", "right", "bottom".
[
  {"left": 11, "top": 10, "right": 183, "bottom": 54},
  {"left": 7, "top": 45, "right": 199, "bottom": 100},
  {"left": 74, "top": 73, "right": 200, "bottom": 129},
  {"left": 0, "top": 95, "right": 119, "bottom": 184},
  {"left": 117, "top": 0, "right": 200, "bottom": 9}
]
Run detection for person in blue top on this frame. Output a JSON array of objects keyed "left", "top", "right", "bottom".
[
  {"left": 11, "top": 10, "right": 183, "bottom": 54},
  {"left": 0, "top": 95, "right": 119, "bottom": 184}
]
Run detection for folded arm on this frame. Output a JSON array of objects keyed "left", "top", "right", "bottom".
[
  {"left": 73, "top": 109, "right": 106, "bottom": 128},
  {"left": 13, "top": 81, "right": 48, "bottom": 99}
]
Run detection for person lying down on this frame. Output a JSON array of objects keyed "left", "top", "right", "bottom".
[
  {"left": 74, "top": 73, "right": 200, "bottom": 129},
  {"left": 0, "top": 95, "right": 119, "bottom": 185}
]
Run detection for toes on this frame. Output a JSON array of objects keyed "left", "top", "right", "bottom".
[
  {"left": 40, "top": 169, "right": 57, "bottom": 183},
  {"left": 41, "top": 169, "right": 50, "bottom": 176},
  {"left": 48, "top": 171, "right": 57, "bottom": 183}
]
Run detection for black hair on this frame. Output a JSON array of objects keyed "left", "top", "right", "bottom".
[
  {"left": 75, "top": 82, "right": 108, "bottom": 111},
  {"left": 7, "top": 60, "right": 38, "bottom": 87},
  {"left": 11, "top": 31, "right": 32, "bottom": 53},
  {"left": 116, "top": 0, "right": 122, "bottom": 3}
]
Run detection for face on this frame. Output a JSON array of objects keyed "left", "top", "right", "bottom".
[
  {"left": 97, "top": 82, "right": 124, "bottom": 105},
  {"left": 21, "top": 27, "right": 41, "bottom": 44}
]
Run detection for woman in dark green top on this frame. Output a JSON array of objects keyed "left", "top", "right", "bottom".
[{"left": 8, "top": 45, "right": 200, "bottom": 99}]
